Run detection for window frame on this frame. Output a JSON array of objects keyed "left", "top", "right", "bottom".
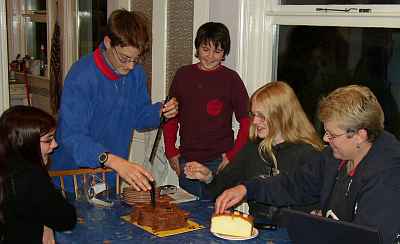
[
  {"left": 267, "top": 1, "right": 400, "bottom": 82},
  {"left": 271, "top": 0, "right": 400, "bottom": 13},
  {"left": 236, "top": 1, "right": 400, "bottom": 96}
]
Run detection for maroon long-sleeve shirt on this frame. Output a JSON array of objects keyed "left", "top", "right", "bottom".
[{"left": 163, "top": 64, "right": 250, "bottom": 162}]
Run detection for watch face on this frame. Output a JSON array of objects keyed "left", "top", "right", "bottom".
[{"left": 99, "top": 152, "right": 108, "bottom": 164}]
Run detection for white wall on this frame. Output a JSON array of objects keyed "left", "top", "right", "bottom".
[
  {"left": 208, "top": 1, "right": 243, "bottom": 137},
  {"left": 207, "top": 0, "right": 265, "bottom": 95},
  {"left": 0, "top": 0, "right": 9, "bottom": 113},
  {"left": 108, "top": 0, "right": 131, "bottom": 16},
  {"left": 209, "top": 0, "right": 240, "bottom": 71}
]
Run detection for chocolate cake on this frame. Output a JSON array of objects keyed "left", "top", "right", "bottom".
[
  {"left": 130, "top": 200, "right": 190, "bottom": 232},
  {"left": 122, "top": 186, "right": 161, "bottom": 205}
]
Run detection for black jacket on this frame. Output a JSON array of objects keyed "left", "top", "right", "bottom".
[
  {"left": 2, "top": 155, "right": 76, "bottom": 243},
  {"left": 206, "top": 141, "right": 321, "bottom": 224},
  {"left": 244, "top": 131, "right": 400, "bottom": 244}
]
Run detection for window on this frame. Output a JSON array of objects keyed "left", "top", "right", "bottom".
[
  {"left": 267, "top": 1, "right": 400, "bottom": 138},
  {"left": 281, "top": 0, "right": 400, "bottom": 4},
  {"left": 24, "top": 22, "right": 46, "bottom": 60},
  {"left": 78, "top": 0, "right": 107, "bottom": 57},
  {"left": 277, "top": 26, "right": 400, "bottom": 136},
  {"left": 25, "top": 0, "right": 45, "bottom": 10},
  {"left": 22, "top": 0, "right": 47, "bottom": 65}
]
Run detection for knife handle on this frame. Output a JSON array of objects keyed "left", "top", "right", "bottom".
[
  {"left": 254, "top": 223, "right": 277, "bottom": 231},
  {"left": 150, "top": 181, "right": 156, "bottom": 208},
  {"left": 160, "top": 95, "right": 171, "bottom": 124}
]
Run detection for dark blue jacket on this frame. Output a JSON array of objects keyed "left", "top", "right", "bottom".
[{"left": 244, "top": 131, "right": 400, "bottom": 244}]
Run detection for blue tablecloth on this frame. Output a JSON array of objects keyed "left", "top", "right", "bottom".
[{"left": 56, "top": 198, "right": 292, "bottom": 243}]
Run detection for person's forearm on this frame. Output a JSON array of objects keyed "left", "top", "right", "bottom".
[
  {"left": 163, "top": 117, "right": 180, "bottom": 158},
  {"left": 226, "top": 117, "right": 250, "bottom": 160},
  {"left": 104, "top": 153, "right": 117, "bottom": 168}
]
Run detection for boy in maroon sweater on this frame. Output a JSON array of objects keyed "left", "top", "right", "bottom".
[{"left": 163, "top": 22, "right": 250, "bottom": 199}]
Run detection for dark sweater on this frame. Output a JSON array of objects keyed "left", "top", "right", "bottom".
[
  {"left": 163, "top": 64, "right": 250, "bottom": 162},
  {"left": 207, "top": 141, "right": 321, "bottom": 225},
  {"left": 244, "top": 131, "right": 400, "bottom": 244},
  {"left": 2, "top": 156, "right": 76, "bottom": 243}
]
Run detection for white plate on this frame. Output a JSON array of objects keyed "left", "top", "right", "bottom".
[{"left": 211, "top": 228, "right": 259, "bottom": 241}]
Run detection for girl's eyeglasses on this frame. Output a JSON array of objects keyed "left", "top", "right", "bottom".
[{"left": 249, "top": 111, "right": 266, "bottom": 122}]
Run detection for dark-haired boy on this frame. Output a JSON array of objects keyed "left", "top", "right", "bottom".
[{"left": 163, "top": 22, "right": 250, "bottom": 199}]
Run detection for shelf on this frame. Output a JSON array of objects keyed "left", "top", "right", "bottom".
[
  {"left": 14, "top": 71, "right": 48, "bottom": 81},
  {"left": 12, "top": 71, "right": 51, "bottom": 114},
  {"left": 22, "top": 10, "right": 47, "bottom": 23},
  {"left": 7, "top": 0, "right": 55, "bottom": 114}
]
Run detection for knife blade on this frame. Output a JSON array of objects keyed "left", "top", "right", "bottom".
[
  {"left": 149, "top": 127, "right": 163, "bottom": 165},
  {"left": 149, "top": 95, "right": 170, "bottom": 165}
]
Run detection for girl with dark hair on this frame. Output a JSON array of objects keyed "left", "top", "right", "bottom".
[{"left": 0, "top": 106, "right": 76, "bottom": 243}]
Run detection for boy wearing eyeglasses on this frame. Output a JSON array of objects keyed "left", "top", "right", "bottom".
[
  {"left": 163, "top": 22, "right": 250, "bottom": 199},
  {"left": 51, "top": 9, "right": 178, "bottom": 192}
]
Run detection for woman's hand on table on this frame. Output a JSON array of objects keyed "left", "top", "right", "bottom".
[
  {"left": 214, "top": 185, "right": 247, "bottom": 214},
  {"left": 42, "top": 226, "right": 55, "bottom": 244},
  {"left": 168, "top": 154, "right": 181, "bottom": 176},
  {"left": 184, "top": 161, "right": 212, "bottom": 182},
  {"left": 105, "top": 154, "right": 154, "bottom": 191},
  {"left": 162, "top": 97, "right": 179, "bottom": 119}
]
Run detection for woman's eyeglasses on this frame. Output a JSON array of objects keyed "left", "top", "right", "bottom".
[
  {"left": 324, "top": 131, "right": 347, "bottom": 141},
  {"left": 113, "top": 47, "right": 140, "bottom": 64},
  {"left": 40, "top": 137, "right": 55, "bottom": 144},
  {"left": 324, "top": 129, "right": 356, "bottom": 141}
]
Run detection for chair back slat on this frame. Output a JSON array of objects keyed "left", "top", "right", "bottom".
[
  {"left": 116, "top": 174, "right": 120, "bottom": 195},
  {"left": 83, "top": 174, "right": 87, "bottom": 188},
  {"left": 59, "top": 176, "right": 66, "bottom": 198},
  {"left": 73, "top": 175, "right": 78, "bottom": 199},
  {"left": 102, "top": 172, "right": 106, "bottom": 185}
]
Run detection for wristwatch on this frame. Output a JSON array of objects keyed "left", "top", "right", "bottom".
[{"left": 98, "top": 152, "right": 109, "bottom": 167}]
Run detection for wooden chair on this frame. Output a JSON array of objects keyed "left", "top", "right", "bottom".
[{"left": 49, "top": 168, "right": 121, "bottom": 199}]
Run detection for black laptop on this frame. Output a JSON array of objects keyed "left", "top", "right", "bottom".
[{"left": 281, "top": 208, "right": 383, "bottom": 244}]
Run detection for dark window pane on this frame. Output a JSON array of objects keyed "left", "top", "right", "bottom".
[
  {"left": 25, "top": 22, "right": 47, "bottom": 60},
  {"left": 282, "top": 0, "right": 400, "bottom": 4},
  {"left": 277, "top": 25, "right": 400, "bottom": 139},
  {"left": 78, "top": 0, "right": 107, "bottom": 57},
  {"left": 25, "top": 0, "right": 46, "bottom": 11}
]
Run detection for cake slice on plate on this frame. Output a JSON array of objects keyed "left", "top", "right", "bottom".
[{"left": 210, "top": 211, "right": 254, "bottom": 237}]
